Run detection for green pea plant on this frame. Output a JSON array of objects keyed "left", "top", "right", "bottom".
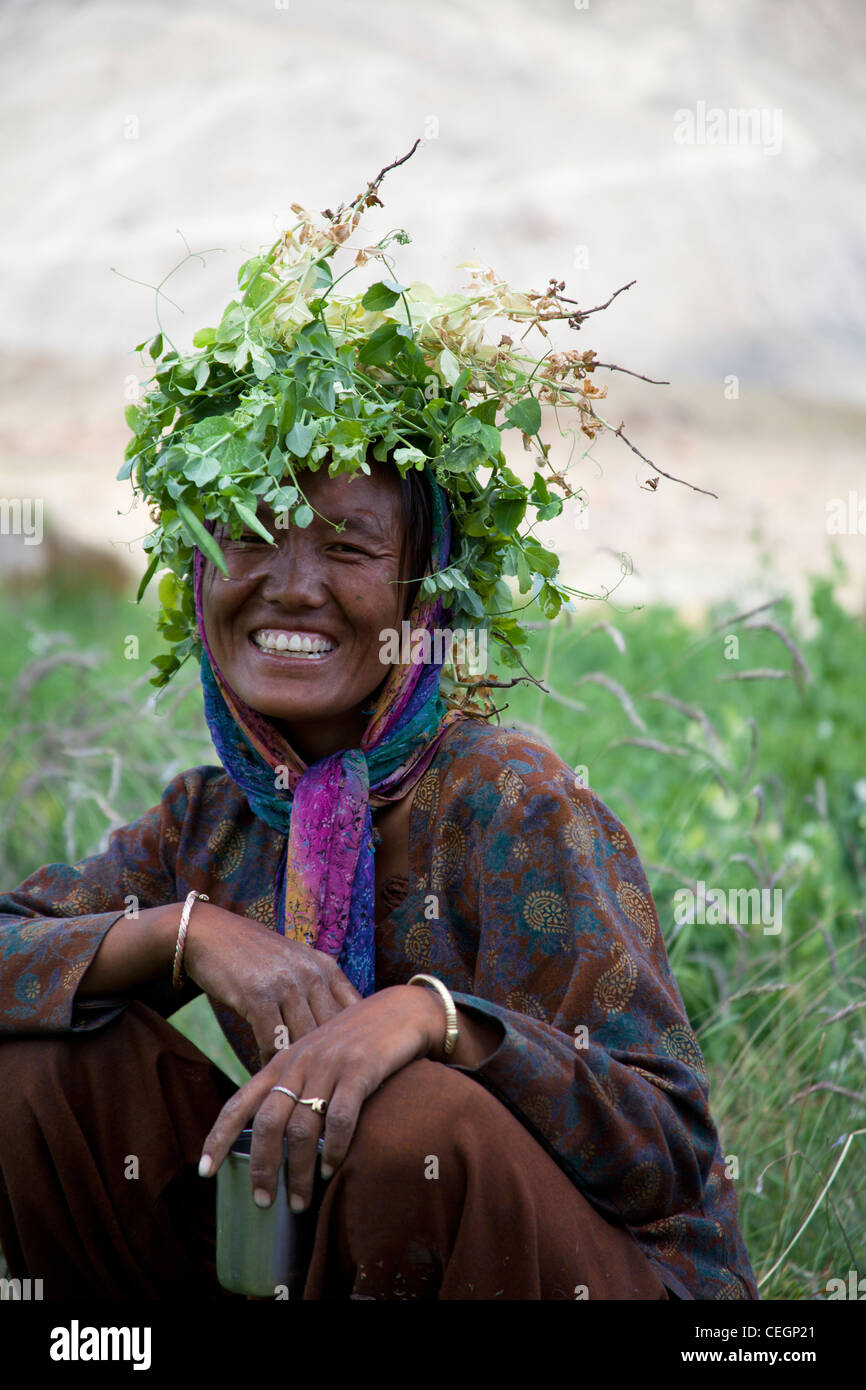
[{"left": 121, "top": 139, "right": 701, "bottom": 699}]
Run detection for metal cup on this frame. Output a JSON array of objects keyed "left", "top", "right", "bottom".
[{"left": 215, "top": 1129, "right": 322, "bottom": 1298}]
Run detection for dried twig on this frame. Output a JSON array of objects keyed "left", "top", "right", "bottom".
[
  {"left": 743, "top": 618, "right": 813, "bottom": 690},
  {"left": 609, "top": 737, "right": 690, "bottom": 758},
  {"left": 592, "top": 362, "right": 670, "bottom": 385},
  {"left": 824, "top": 999, "right": 866, "bottom": 1025},
  {"left": 711, "top": 598, "right": 783, "bottom": 632},
  {"left": 716, "top": 669, "right": 792, "bottom": 683},
  {"left": 574, "top": 672, "right": 646, "bottom": 730},
  {"left": 787, "top": 1083, "right": 866, "bottom": 1107},
  {"left": 329, "top": 138, "right": 422, "bottom": 221},
  {"left": 544, "top": 687, "right": 590, "bottom": 715},
  {"left": 648, "top": 692, "right": 723, "bottom": 754},
  {"left": 576, "top": 403, "right": 719, "bottom": 499},
  {"left": 529, "top": 279, "right": 637, "bottom": 325}
]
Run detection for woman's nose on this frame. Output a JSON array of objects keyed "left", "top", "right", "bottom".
[{"left": 256, "top": 533, "right": 328, "bottom": 608}]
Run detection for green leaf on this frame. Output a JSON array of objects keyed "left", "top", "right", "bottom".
[
  {"left": 361, "top": 280, "right": 405, "bottom": 312},
  {"left": 437, "top": 348, "right": 461, "bottom": 386},
  {"left": 530, "top": 470, "right": 551, "bottom": 504},
  {"left": 458, "top": 588, "right": 485, "bottom": 618},
  {"left": 509, "top": 544, "right": 531, "bottom": 594},
  {"left": 233, "top": 500, "right": 274, "bottom": 543},
  {"left": 157, "top": 571, "right": 179, "bottom": 608},
  {"left": 267, "top": 443, "right": 287, "bottom": 478},
  {"left": 461, "top": 509, "right": 492, "bottom": 538},
  {"left": 499, "top": 466, "right": 524, "bottom": 490},
  {"left": 185, "top": 454, "right": 222, "bottom": 487},
  {"left": 504, "top": 397, "right": 541, "bottom": 436},
  {"left": 492, "top": 579, "right": 514, "bottom": 612},
  {"left": 293, "top": 503, "right": 314, "bottom": 528},
  {"left": 269, "top": 484, "right": 299, "bottom": 509},
  {"left": 285, "top": 419, "right": 313, "bottom": 456},
  {"left": 537, "top": 582, "right": 562, "bottom": 620},
  {"left": 148, "top": 333, "right": 163, "bottom": 361},
  {"left": 536, "top": 498, "right": 563, "bottom": 521},
  {"left": 523, "top": 537, "right": 559, "bottom": 578},
  {"left": 192, "top": 326, "right": 216, "bottom": 348},
  {"left": 176, "top": 500, "right": 229, "bottom": 575},
  {"left": 313, "top": 258, "right": 333, "bottom": 290},
  {"left": 450, "top": 367, "right": 472, "bottom": 400},
  {"left": 125, "top": 404, "right": 147, "bottom": 436},
  {"left": 231, "top": 341, "right": 250, "bottom": 372},
  {"left": 451, "top": 415, "right": 481, "bottom": 440},
  {"left": 492, "top": 495, "right": 527, "bottom": 534},
  {"left": 393, "top": 445, "right": 427, "bottom": 470},
  {"left": 358, "top": 323, "right": 404, "bottom": 367},
  {"left": 477, "top": 422, "right": 501, "bottom": 456}
]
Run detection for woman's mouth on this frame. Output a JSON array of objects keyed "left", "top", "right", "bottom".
[{"left": 249, "top": 628, "right": 338, "bottom": 661}]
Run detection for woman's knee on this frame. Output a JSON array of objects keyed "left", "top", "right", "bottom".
[{"left": 341, "top": 1058, "right": 497, "bottom": 1192}]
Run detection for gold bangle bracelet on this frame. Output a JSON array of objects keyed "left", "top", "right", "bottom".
[
  {"left": 408, "top": 973, "right": 459, "bottom": 1059},
  {"left": 172, "top": 891, "right": 209, "bottom": 991}
]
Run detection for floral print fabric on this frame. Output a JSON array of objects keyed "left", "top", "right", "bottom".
[{"left": 0, "top": 719, "right": 758, "bottom": 1300}]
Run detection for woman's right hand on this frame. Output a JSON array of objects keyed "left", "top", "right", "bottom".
[{"left": 183, "top": 901, "right": 363, "bottom": 1066}]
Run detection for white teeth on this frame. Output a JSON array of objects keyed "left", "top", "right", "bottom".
[{"left": 252, "top": 630, "right": 334, "bottom": 657}]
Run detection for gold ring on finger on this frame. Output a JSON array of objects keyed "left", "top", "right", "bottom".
[{"left": 297, "top": 1096, "right": 327, "bottom": 1115}]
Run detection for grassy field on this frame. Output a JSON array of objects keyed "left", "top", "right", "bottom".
[{"left": 0, "top": 558, "right": 863, "bottom": 1299}]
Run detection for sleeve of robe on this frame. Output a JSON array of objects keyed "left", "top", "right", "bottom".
[
  {"left": 402, "top": 722, "right": 758, "bottom": 1300},
  {"left": 0, "top": 767, "right": 235, "bottom": 1034}
]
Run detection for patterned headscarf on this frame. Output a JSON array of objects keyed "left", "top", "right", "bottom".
[{"left": 192, "top": 469, "right": 468, "bottom": 997}]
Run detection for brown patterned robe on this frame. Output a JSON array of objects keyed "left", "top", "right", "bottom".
[{"left": 0, "top": 718, "right": 758, "bottom": 1300}]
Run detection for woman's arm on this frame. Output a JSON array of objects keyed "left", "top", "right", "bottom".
[
  {"left": 0, "top": 770, "right": 190, "bottom": 1034},
  {"left": 403, "top": 984, "right": 504, "bottom": 1070},
  {"left": 76, "top": 902, "right": 186, "bottom": 998},
  {"left": 0, "top": 766, "right": 367, "bottom": 1064}
]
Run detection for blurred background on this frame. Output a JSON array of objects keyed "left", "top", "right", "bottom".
[
  {"left": 1, "top": 0, "right": 864, "bottom": 1301},
  {"left": 1, "top": 0, "right": 865, "bottom": 615}
]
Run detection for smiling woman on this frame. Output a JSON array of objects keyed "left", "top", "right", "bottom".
[
  {"left": 0, "top": 160, "right": 759, "bottom": 1301},
  {"left": 202, "top": 463, "right": 413, "bottom": 761},
  {"left": 0, "top": 454, "right": 759, "bottom": 1301}
]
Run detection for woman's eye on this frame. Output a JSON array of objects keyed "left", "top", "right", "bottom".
[{"left": 330, "top": 543, "right": 368, "bottom": 555}]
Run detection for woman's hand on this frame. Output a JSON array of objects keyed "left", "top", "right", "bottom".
[
  {"left": 184, "top": 902, "right": 364, "bottom": 1066},
  {"left": 198, "top": 983, "right": 444, "bottom": 1211}
]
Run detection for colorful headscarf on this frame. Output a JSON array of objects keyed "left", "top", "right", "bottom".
[{"left": 192, "top": 469, "right": 468, "bottom": 998}]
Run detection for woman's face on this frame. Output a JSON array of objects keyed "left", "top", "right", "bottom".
[{"left": 201, "top": 463, "right": 407, "bottom": 763}]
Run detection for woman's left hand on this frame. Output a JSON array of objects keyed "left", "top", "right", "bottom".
[{"left": 198, "top": 984, "right": 443, "bottom": 1211}]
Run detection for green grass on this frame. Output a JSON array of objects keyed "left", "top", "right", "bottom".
[{"left": 1, "top": 557, "right": 863, "bottom": 1299}]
